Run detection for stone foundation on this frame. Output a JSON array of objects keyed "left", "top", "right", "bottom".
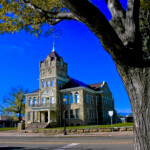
[{"left": 20, "top": 126, "right": 133, "bottom": 134}]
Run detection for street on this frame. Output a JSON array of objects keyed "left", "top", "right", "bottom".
[{"left": 0, "top": 135, "right": 134, "bottom": 150}]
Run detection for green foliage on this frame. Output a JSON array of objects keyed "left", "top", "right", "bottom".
[
  {"left": 2, "top": 87, "right": 28, "bottom": 121},
  {"left": 0, "top": 0, "right": 61, "bottom": 36},
  {"left": 0, "top": 127, "right": 17, "bottom": 131},
  {"left": 141, "top": 0, "right": 150, "bottom": 10},
  {"left": 140, "top": 9, "right": 150, "bottom": 59}
]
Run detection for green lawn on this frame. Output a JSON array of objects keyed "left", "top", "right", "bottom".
[
  {"left": 0, "top": 127, "right": 17, "bottom": 131},
  {"left": 41, "top": 123, "right": 134, "bottom": 130}
]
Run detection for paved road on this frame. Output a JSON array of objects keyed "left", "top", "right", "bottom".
[{"left": 0, "top": 136, "right": 134, "bottom": 150}]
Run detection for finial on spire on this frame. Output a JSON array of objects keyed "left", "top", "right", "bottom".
[{"left": 52, "top": 42, "right": 55, "bottom": 52}]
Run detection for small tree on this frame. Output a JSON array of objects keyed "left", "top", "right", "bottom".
[{"left": 2, "top": 87, "right": 28, "bottom": 122}]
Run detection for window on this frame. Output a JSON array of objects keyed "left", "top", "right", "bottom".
[
  {"left": 86, "top": 94, "right": 89, "bottom": 104},
  {"left": 51, "top": 80, "right": 54, "bottom": 87},
  {"left": 75, "top": 92, "right": 79, "bottom": 103},
  {"left": 69, "top": 93, "right": 73, "bottom": 104},
  {"left": 29, "top": 98, "right": 31, "bottom": 107},
  {"left": 104, "top": 88, "right": 108, "bottom": 94},
  {"left": 89, "top": 110, "right": 92, "bottom": 119},
  {"left": 60, "top": 81, "right": 62, "bottom": 88},
  {"left": 65, "top": 110, "right": 68, "bottom": 119},
  {"left": 28, "top": 112, "right": 31, "bottom": 120},
  {"left": 89, "top": 95, "right": 91, "bottom": 104},
  {"left": 33, "top": 97, "right": 36, "bottom": 107},
  {"left": 76, "top": 109, "right": 80, "bottom": 119},
  {"left": 46, "top": 81, "right": 50, "bottom": 87},
  {"left": 37, "top": 98, "right": 39, "bottom": 105},
  {"left": 42, "top": 82, "right": 45, "bottom": 88},
  {"left": 92, "top": 95, "right": 94, "bottom": 104},
  {"left": 87, "top": 109, "right": 89, "bottom": 119},
  {"left": 63, "top": 94, "right": 68, "bottom": 104},
  {"left": 51, "top": 96, "right": 55, "bottom": 104},
  {"left": 70, "top": 110, "right": 74, "bottom": 118},
  {"left": 47, "top": 97, "right": 50, "bottom": 104},
  {"left": 58, "top": 80, "right": 62, "bottom": 88},
  {"left": 42, "top": 97, "right": 45, "bottom": 105}
]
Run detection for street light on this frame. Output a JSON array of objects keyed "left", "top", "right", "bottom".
[
  {"left": 108, "top": 110, "right": 114, "bottom": 132},
  {"left": 63, "top": 98, "right": 67, "bottom": 135}
]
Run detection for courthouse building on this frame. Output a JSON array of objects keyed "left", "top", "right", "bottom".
[{"left": 25, "top": 45, "right": 115, "bottom": 128}]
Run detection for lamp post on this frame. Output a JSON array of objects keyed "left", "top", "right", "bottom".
[
  {"left": 108, "top": 110, "right": 114, "bottom": 132},
  {"left": 63, "top": 98, "right": 67, "bottom": 135}
]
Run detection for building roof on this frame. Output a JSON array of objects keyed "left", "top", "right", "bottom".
[
  {"left": 88, "top": 83, "right": 103, "bottom": 90},
  {"left": 30, "top": 89, "right": 39, "bottom": 94},
  {"left": 49, "top": 51, "right": 60, "bottom": 61},
  {"left": 27, "top": 79, "right": 103, "bottom": 94},
  {"left": 62, "top": 77, "right": 99, "bottom": 91}
]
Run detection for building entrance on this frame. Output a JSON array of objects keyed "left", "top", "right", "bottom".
[{"left": 45, "top": 112, "right": 48, "bottom": 122}]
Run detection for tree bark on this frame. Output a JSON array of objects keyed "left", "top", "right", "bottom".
[{"left": 116, "top": 64, "right": 150, "bottom": 150}]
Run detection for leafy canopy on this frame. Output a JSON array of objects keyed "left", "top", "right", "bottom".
[
  {"left": 0, "top": 0, "right": 149, "bottom": 36},
  {"left": 0, "top": 0, "right": 62, "bottom": 36},
  {"left": 1, "top": 87, "right": 28, "bottom": 121}
]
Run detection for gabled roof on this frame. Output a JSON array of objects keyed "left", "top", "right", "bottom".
[
  {"left": 30, "top": 89, "right": 39, "bottom": 94},
  {"left": 62, "top": 77, "right": 93, "bottom": 90},
  {"left": 88, "top": 83, "right": 103, "bottom": 90}
]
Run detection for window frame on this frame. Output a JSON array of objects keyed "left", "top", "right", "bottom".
[
  {"left": 75, "top": 92, "right": 79, "bottom": 103},
  {"left": 76, "top": 109, "right": 80, "bottom": 119}
]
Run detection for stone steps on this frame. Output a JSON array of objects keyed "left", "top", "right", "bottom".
[{"left": 26, "top": 122, "right": 49, "bottom": 130}]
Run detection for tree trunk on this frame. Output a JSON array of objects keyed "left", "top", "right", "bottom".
[
  {"left": 117, "top": 65, "right": 150, "bottom": 150},
  {"left": 19, "top": 111, "right": 22, "bottom": 122}
]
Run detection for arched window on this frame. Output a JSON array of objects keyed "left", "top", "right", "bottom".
[
  {"left": 51, "top": 80, "right": 54, "bottom": 87},
  {"left": 75, "top": 92, "right": 79, "bottom": 103},
  {"left": 63, "top": 94, "right": 68, "bottom": 104},
  {"left": 86, "top": 94, "right": 89, "bottom": 104},
  {"left": 42, "top": 97, "right": 45, "bottom": 105},
  {"left": 42, "top": 82, "right": 45, "bottom": 88},
  {"left": 28, "top": 98, "right": 31, "bottom": 107},
  {"left": 46, "top": 81, "right": 50, "bottom": 87},
  {"left": 70, "top": 93, "right": 73, "bottom": 104},
  {"left": 47, "top": 97, "right": 50, "bottom": 104},
  {"left": 51, "top": 96, "right": 55, "bottom": 104},
  {"left": 33, "top": 97, "right": 36, "bottom": 107}
]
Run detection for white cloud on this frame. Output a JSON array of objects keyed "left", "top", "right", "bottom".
[
  {"left": 116, "top": 108, "right": 132, "bottom": 113},
  {"left": 0, "top": 44, "right": 24, "bottom": 53}
]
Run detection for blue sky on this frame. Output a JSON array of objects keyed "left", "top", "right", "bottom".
[{"left": 0, "top": 0, "right": 131, "bottom": 113}]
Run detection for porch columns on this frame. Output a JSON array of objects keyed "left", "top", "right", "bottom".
[
  {"left": 48, "top": 110, "right": 50, "bottom": 123},
  {"left": 31, "top": 111, "right": 34, "bottom": 122},
  {"left": 38, "top": 111, "right": 41, "bottom": 123}
]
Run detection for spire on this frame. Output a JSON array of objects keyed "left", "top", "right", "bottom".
[{"left": 52, "top": 42, "right": 55, "bottom": 52}]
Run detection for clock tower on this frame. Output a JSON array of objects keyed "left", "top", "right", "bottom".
[{"left": 38, "top": 44, "right": 68, "bottom": 124}]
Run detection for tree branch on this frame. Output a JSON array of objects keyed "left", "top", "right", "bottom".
[
  {"left": 105, "top": 0, "right": 125, "bottom": 19},
  {"left": 125, "top": 0, "right": 141, "bottom": 49},
  {"left": 20, "top": 0, "right": 78, "bottom": 25},
  {"left": 60, "top": 0, "right": 126, "bottom": 64},
  {"left": 104, "top": 0, "right": 126, "bottom": 43}
]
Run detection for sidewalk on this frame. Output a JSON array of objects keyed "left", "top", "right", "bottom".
[{"left": 0, "top": 130, "right": 133, "bottom": 137}]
